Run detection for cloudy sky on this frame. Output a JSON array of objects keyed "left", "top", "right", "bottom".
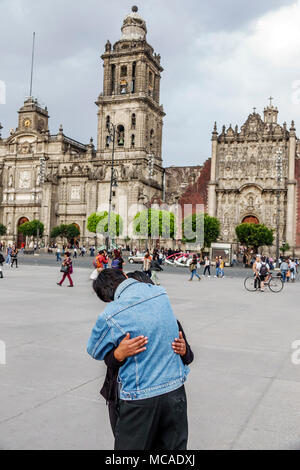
[{"left": 1, "top": 0, "right": 300, "bottom": 166}]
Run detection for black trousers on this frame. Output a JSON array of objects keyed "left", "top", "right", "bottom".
[
  {"left": 114, "top": 386, "right": 188, "bottom": 451},
  {"left": 11, "top": 258, "right": 18, "bottom": 268}
]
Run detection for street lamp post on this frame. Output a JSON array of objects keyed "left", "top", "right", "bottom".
[
  {"left": 275, "top": 150, "right": 283, "bottom": 266},
  {"left": 106, "top": 122, "right": 117, "bottom": 252}
]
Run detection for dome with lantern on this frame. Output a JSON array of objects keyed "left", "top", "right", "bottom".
[{"left": 121, "top": 6, "right": 147, "bottom": 41}]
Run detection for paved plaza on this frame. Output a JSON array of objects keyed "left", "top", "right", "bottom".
[{"left": 0, "top": 263, "right": 300, "bottom": 450}]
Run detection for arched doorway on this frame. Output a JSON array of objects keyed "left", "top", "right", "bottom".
[
  {"left": 17, "top": 217, "right": 29, "bottom": 248},
  {"left": 242, "top": 215, "right": 259, "bottom": 224}
]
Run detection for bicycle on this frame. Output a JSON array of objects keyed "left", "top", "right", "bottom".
[{"left": 244, "top": 272, "right": 284, "bottom": 293}]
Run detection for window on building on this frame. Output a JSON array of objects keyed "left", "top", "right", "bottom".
[
  {"left": 111, "top": 65, "right": 115, "bottom": 95},
  {"left": 106, "top": 116, "right": 110, "bottom": 130},
  {"left": 117, "top": 125, "right": 125, "bottom": 147},
  {"left": 131, "top": 114, "right": 136, "bottom": 129},
  {"left": 131, "top": 134, "right": 135, "bottom": 148},
  {"left": 132, "top": 62, "right": 136, "bottom": 93},
  {"left": 150, "top": 129, "right": 154, "bottom": 148},
  {"left": 106, "top": 136, "right": 110, "bottom": 148},
  {"left": 121, "top": 65, "right": 127, "bottom": 77}
]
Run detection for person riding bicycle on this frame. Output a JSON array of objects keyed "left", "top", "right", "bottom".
[{"left": 259, "top": 256, "right": 270, "bottom": 292}]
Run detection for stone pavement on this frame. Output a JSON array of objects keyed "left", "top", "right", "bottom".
[{"left": 0, "top": 264, "right": 300, "bottom": 450}]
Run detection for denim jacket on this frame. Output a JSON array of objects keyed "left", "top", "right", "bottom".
[{"left": 87, "top": 278, "right": 189, "bottom": 400}]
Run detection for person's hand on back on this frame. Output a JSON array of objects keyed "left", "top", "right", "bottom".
[
  {"left": 114, "top": 333, "right": 148, "bottom": 362},
  {"left": 172, "top": 331, "right": 186, "bottom": 356}
]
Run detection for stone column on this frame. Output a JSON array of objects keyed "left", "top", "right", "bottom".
[
  {"left": 207, "top": 123, "right": 218, "bottom": 217},
  {"left": 286, "top": 121, "right": 296, "bottom": 249}
]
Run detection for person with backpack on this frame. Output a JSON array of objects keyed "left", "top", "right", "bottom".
[
  {"left": 111, "top": 249, "right": 125, "bottom": 271},
  {"left": 188, "top": 255, "right": 201, "bottom": 281},
  {"left": 259, "top": 256, "right": 270, "bottom": 292}
]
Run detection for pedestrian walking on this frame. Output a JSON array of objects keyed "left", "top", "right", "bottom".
[
  {"left": 56, "top": 247, "right": 61, "bottom": 262},
  {"left": 214, "top": 256, "right": 220, "bottom": 278},
  {"left": 203, "top": 256, "right": 211, "bottom": 277},
  {"left": 219, "top": 256, "right": 225, "bottom": 278},
  {"left": 143, "top": 251, "right": 152, "bottom": 278},
  {"left": 73, "top": 247, "right": 78, "bottom": 259},
  {"left": 189, "top": 255, "right": 201, "bottom": 281},
  {"left": 87, "top": 269, "right": 190, "bottom": 450},
  {"left": 289, "top": 259, "right": 296, "bottom": 283},
  {"left": 0, "top": 251, "right": 4, "bottom": 278},
  {"left": 11, "top": 247, "right": 18, "bottom": 268},
  {"left": 280, "top": 258, "right": 289, "bottom": 283},
  {"left": 57, "top": 252, "right": 74, "bottom": 287},
  {"left": 6, "top": 245, "right": 12, "bottom": 265},
  {"left": 150, "top": 254, "right": 163, "bottom": 285}
]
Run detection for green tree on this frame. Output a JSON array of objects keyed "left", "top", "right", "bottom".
[
  {"left": 18, "top": 220, "right": 44, "bottom": 238},
  {"left": 280, "top": 242, "right": 290, "bottom": 256},
  {"left": 87, "top": 211, "right": 123, "bottom": 237},
  {"left": 0, "top": 223, "right": 7, "bottom": 236},
  {"left": 235, "top": 223, "right": 274, "bottom": 252},
  {"left": 133, "top": 209, "right": 175, "bottom": 240},
  {"left": 50, "top": 224, "right": 80, "bottom": 242},
  {"left": 182, "top": 213, "right": 220, "bottom": 248}
]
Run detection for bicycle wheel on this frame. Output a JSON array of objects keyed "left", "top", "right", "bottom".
[
  {"left": 244, "top": 276, "right": 257, "bottom": 291},
  {"left": 268, "top": 277, "right": 284, "bottom": 293}
]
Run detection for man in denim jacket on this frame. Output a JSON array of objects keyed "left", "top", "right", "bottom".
[{"left": 87, "top": 269, "right": 189, "bottom": 450}]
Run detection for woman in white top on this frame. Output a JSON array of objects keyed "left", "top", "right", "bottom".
[{"left": 203, "top": 257, "right": 211, "bottom": 277}]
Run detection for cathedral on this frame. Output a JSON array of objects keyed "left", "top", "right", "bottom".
[
  {"left": 1, "top": 6, "right": 300, "bottom": 256},
  {"left": 0, "top": 6, "right": 165, "bottom": 247}
]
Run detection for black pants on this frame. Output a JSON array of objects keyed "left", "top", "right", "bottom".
[
  {"left": 203, "top": 266, "right": 210, "bottom": 276},
  {"left": 11, "top": 258, "right": 18, "bottom": 268},
  {"left": 114, "top": 386, "right": 188, "bottom": 451}
]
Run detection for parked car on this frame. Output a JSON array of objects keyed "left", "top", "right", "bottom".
[{"left": 128, "top": 253, "right": 146, "bottom": 264}]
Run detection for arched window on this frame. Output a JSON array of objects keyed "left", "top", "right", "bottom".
[
  {"left": 117, "top": 125, "right": 125, "bottom": 147},
  {"left": 106, "top": 136, "right": 110, "bottom": 148},
  {"left": 131, "top": 62, "right": 136, "bottom": 93},
  {"left": 121, "top": 65, "right": 127, "bottom": 77},
  {"left": 106, "top": 116, "right": 110, "bottom": 130},
  {"left": 131, "top": 113, "right": 136, "bottom": 129},
  {"left": 131, "top": 134, "right": 135, "bottom": 148}
]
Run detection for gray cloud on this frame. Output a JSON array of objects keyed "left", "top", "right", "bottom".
[{"left": 0, "top": 0, "right": 299, "bottom": 166}]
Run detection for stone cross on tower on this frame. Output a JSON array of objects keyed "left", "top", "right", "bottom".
[{"left": 269, "top": 96, "right": 274, "bottom": 107}]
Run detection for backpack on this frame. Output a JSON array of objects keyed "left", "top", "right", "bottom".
[
  {"left": 260, "top": 264, "right": 268, "bottom": 276},
  {"left": 111, "top": 258, "right": 120, "bottom": 269},
  {"left": 189, "top": 262, "right": 196, "bottom": 272}
]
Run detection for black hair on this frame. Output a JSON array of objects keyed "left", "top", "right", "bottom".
[
  {"left": 93, "top": 268, "right": 126, "bottom": 302},
  {"left": 127, "top": 270, "right": 154, "bottom": 285}
]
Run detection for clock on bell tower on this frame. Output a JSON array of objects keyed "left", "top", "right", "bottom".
[{"left": 18, "top": 97, "right": 49, "bottom": 133}]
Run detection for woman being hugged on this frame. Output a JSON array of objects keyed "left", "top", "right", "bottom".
[{"left": 57, "top": 251, "right": 74, "bottom": 287}]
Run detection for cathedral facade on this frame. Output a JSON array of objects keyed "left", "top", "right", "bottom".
[
  {"left": 206, "top": 103, "right": 300, "bottom": 256},
  {"left": 0, "top": 7, "right": 165, "bottom": 247}
]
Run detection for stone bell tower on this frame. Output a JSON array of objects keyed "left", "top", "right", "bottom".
[{"left": 95, "top": 6, "right": 165, "bottom": 216}]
